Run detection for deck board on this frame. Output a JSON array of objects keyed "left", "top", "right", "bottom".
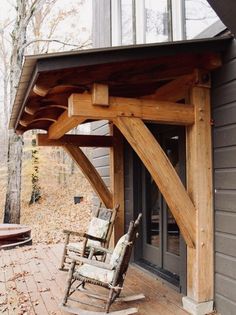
[{"left": 0, "top": 244, "right": 190, "bottom": 315}]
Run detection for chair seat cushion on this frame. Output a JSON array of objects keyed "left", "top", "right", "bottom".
[
  {"left": 77, "top": 264, "right": 114, "bottom": 284},
  {"left": 87, "top": 217, "right": 110, "bottom": 240},
  {"left": 67, "top": 239, "right": 101, "bottom": 254},
  {"left": 110, "top": 234, "right": 127, "bottom": 268}
]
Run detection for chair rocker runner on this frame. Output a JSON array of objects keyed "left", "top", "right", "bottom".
[
  {"left": 61, "top": 214, "right": 144, "bottom": 315},
  {"left": 60, "top": 203, "right": 119, "bottom": 271}
]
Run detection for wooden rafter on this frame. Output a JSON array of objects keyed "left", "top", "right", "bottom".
[
  {"left": 142, "top": 74, "right": 195, "bottom": 102},
  {"left": 114, "top": 116, "right": 196, "bottom": 248},
  {"left": 64, "top": 144, "right": 113, "bottom": 209},
  {"left": 68, "top": 93, "right": 194, "bottom": 125},
  {"left": 36, "top": 133, "right": 113, "bottom": 147},
  {"left": 24, "top": 104, "right": 67, "bottom": 116},
  {"left": 48, "top": 110, "right": 86, "bottom": 139}
]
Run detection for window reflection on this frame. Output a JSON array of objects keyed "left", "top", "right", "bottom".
[
  {"left": 145, "top": 0, "right": 170, "bottom": 43},
  {"left": 121, "top": 0, "right": 135, "bottom": 45},
  {"left": 146, "top": 175, "right": 160, "bottom": 248},
  {"left": 166, "top": 136, "right": 180, "bottom": 256}
]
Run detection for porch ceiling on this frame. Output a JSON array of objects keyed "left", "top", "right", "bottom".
[{"left": 10, "top": 36, "right": 232, "bottom": 134}]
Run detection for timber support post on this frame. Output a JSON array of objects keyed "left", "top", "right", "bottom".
[
  {"left": 183, "top": 76, "right": 214, "bottom": 315},
  {"left": 110, "top": 124, "right": 124, "bottom": 244}
]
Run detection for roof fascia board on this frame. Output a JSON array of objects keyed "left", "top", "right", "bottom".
[
  {"left": 14, "top": 65, "right": 39, "bottom": 130},
  {"left": 36, "top": 37, "right": 232, "bottom": 73}
]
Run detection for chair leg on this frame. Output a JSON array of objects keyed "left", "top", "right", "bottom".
[
  {"left": 62, "top": 260, "right": 76, "bottom": 305},
  {"left": 59, "top": 234, "right": 69, "bottom": 270},
  {"left": 105, "top": 288, "right": 114, "bottom": 313}
]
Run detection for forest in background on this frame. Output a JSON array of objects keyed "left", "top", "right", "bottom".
[{"left": 0, "top": 0, "right": 94, "bottom": 242}]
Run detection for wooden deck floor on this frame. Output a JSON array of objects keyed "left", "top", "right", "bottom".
[{"left": 0, "top": 244, "right": 190, "bottom": 315}]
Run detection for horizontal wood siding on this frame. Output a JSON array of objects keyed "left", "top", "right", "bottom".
[
  {"left": 212, "top": 39, "right": 236, "bottom": 314},
  {"left": 91, "top": 121, "right": 110, "bottom": 207}
]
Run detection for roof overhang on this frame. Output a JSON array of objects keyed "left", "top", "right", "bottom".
[
  {"left": 10, "top": 36, "right": 233, "bottom": 134},
  {"left": 207, "top": 0, "right": 236, "bottom": 37}
]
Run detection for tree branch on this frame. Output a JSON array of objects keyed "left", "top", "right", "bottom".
[{"left": 21, "top": 38, "right": 91, "bottom": 52}]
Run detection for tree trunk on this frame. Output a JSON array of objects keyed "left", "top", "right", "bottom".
[
  {"left": 4, "top": 0, "right": 36, "bottom": 223},
  {"left": 4, "top": 130, "right": 23, "bottom": 223}
]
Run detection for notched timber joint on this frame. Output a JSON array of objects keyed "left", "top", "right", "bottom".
[
  {"left": 194, "top": 69, "right": 211, "bottom": 88},
  {"left": 92, "top": 83, "right": 109, "bottom": 106}
]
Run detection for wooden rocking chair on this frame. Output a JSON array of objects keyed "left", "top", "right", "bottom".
[
  {"left": 60, "top": 214, "right": 143, "bottom": 315},
  {"left": 60, "top": 203, "right": 119, "bottom": 271}
]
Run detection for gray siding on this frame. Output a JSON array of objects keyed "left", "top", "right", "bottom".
[
  {"left": 212, "top": 39, "right": 236, "bottom": 315},
  {"left": 91, "top": 121, "right": 110, "bottom": 207}
]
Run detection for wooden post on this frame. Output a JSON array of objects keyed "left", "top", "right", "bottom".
[
  {"left": 184, "top": 84, "right": 214, "bottom": 311},
  {"left": 110, "top": 124, "right": 124, "bottom": 244}
]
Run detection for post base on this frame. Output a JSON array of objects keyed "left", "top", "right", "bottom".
[{"left": 182, "top": 296, "right": 214, "bottom": 315}]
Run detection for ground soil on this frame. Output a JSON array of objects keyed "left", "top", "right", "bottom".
[{"left": 0, "top": 146, "right": 94, "bottom": 245}]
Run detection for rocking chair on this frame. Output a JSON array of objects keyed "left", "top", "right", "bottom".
[
  {"left": 60, "top": 203, "right": 119, "bottom": 271},
  {"left": 60, "top": 214, "right": 143, "bottom": 315}
]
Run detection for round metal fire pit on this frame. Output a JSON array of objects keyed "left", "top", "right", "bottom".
[{"left": 0, "top": 224, "right": 32, "bottom": 249}]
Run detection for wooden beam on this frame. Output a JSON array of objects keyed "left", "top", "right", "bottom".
[
  {"left": 186, "top": 86, "right": 213, "bottom": 302},
  {"left": 110, "top": 124, "right": 124, "bottom": 243},
  {"left": 142, "top": 74, "right": 195, "bottom": 102},
  {"left": 48, "top": 110, "right": 85, "bottom": 140},
  {"left": 68, "top": 93, "right": 194, "bottom": 126},
  {"left": 64, "top": 144, "right": 113, "bottom": 209},
  {"left": 92, "top": 83, "right": 109, "bottom": 106},
  {"left": 36, "top": 133, "right": 114, "bottom": 147},
  {"left": 114, "top": 116, "right": 196, "bottom": 248}
]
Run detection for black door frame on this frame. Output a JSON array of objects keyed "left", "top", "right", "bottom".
[{"left": 125, "top": 124, "right": 187, "bottom": 293}]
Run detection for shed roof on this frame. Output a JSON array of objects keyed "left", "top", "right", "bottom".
[{"left": 10, "top": 35, "right": 233, "bottom": 133}]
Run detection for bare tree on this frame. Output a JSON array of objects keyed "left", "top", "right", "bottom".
[
  {"left": 4, "top": 0, "right": 45, "bottom": 223},
  {"left": 4, "top": 0, "right": 91, "bottom": 222}
]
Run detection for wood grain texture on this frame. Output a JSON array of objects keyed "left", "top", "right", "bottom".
[
  {"left": 69, "top": 93, "right": 194, "bottom": 126},
  {"left": 92, "top": 83, "right": 109, "bottom": 106},
  {"left": 36, "top": 133, "right": 114, "bottom": 147},
  {"left": 114, "top": 116, "right": 196, "bottom": 248},
  {"left": 64, "top": 144, "right": 113, "bottom": 209},
  {"left": 0, "top": 243, "right": 191, "bottom": 315},
  {"left": 142, "top": 74, "right": 195, "bottom": 102},
  {"left": 48, "top": 110, "right": 85, "bottom": 139},
  {"left": 186, "top": 86, "right": 213, "bottom": 302},
  {"left": 110, "top": 125, "right": 125, "bottom": 243}
]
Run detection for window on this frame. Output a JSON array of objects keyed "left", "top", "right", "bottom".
[
  {"left": 111, "top": 0, "right": 221, "bottom": 46},
  {"left": 145, "top": 0, "right": 170, "bottom": 43}
]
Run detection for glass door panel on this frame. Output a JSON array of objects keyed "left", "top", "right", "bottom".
[{"left": 142, "top": 169, "right": 161, "bottom": 266}]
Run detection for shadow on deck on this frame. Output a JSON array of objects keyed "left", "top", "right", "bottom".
[{"left": 0, "top": 244, "right": 190, "bottom": 315}]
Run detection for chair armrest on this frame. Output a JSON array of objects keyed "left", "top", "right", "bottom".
[
  {"left": 84, "top": 233, "right": 104, "bottom": 242},
  {"left": 69, "top": 253, "right": 114, "bottom": 270},
  {"left": 89, "top": 245, "right": 113, "bottom": 254},
  {"left": 63, "top": 229, "right": 86, "bottom": 237}
]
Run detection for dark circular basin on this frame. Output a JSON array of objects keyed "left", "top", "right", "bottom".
[{"left": 0, "top": 224, "right": 32, "bottom": 249}]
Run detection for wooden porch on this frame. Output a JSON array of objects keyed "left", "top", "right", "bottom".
[{"left": 0, "top": 244, "right": 190, "bottom": 315}]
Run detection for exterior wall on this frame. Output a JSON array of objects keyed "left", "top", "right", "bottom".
[
  {"left": 91, "top": 121, "right": 110, "bottom": 208},
  {"left": 212, "top": 39, "right": 236, "bottom": 314},
  {"left": 91, "top": 0, "right": 111, "bottom": 209}
]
